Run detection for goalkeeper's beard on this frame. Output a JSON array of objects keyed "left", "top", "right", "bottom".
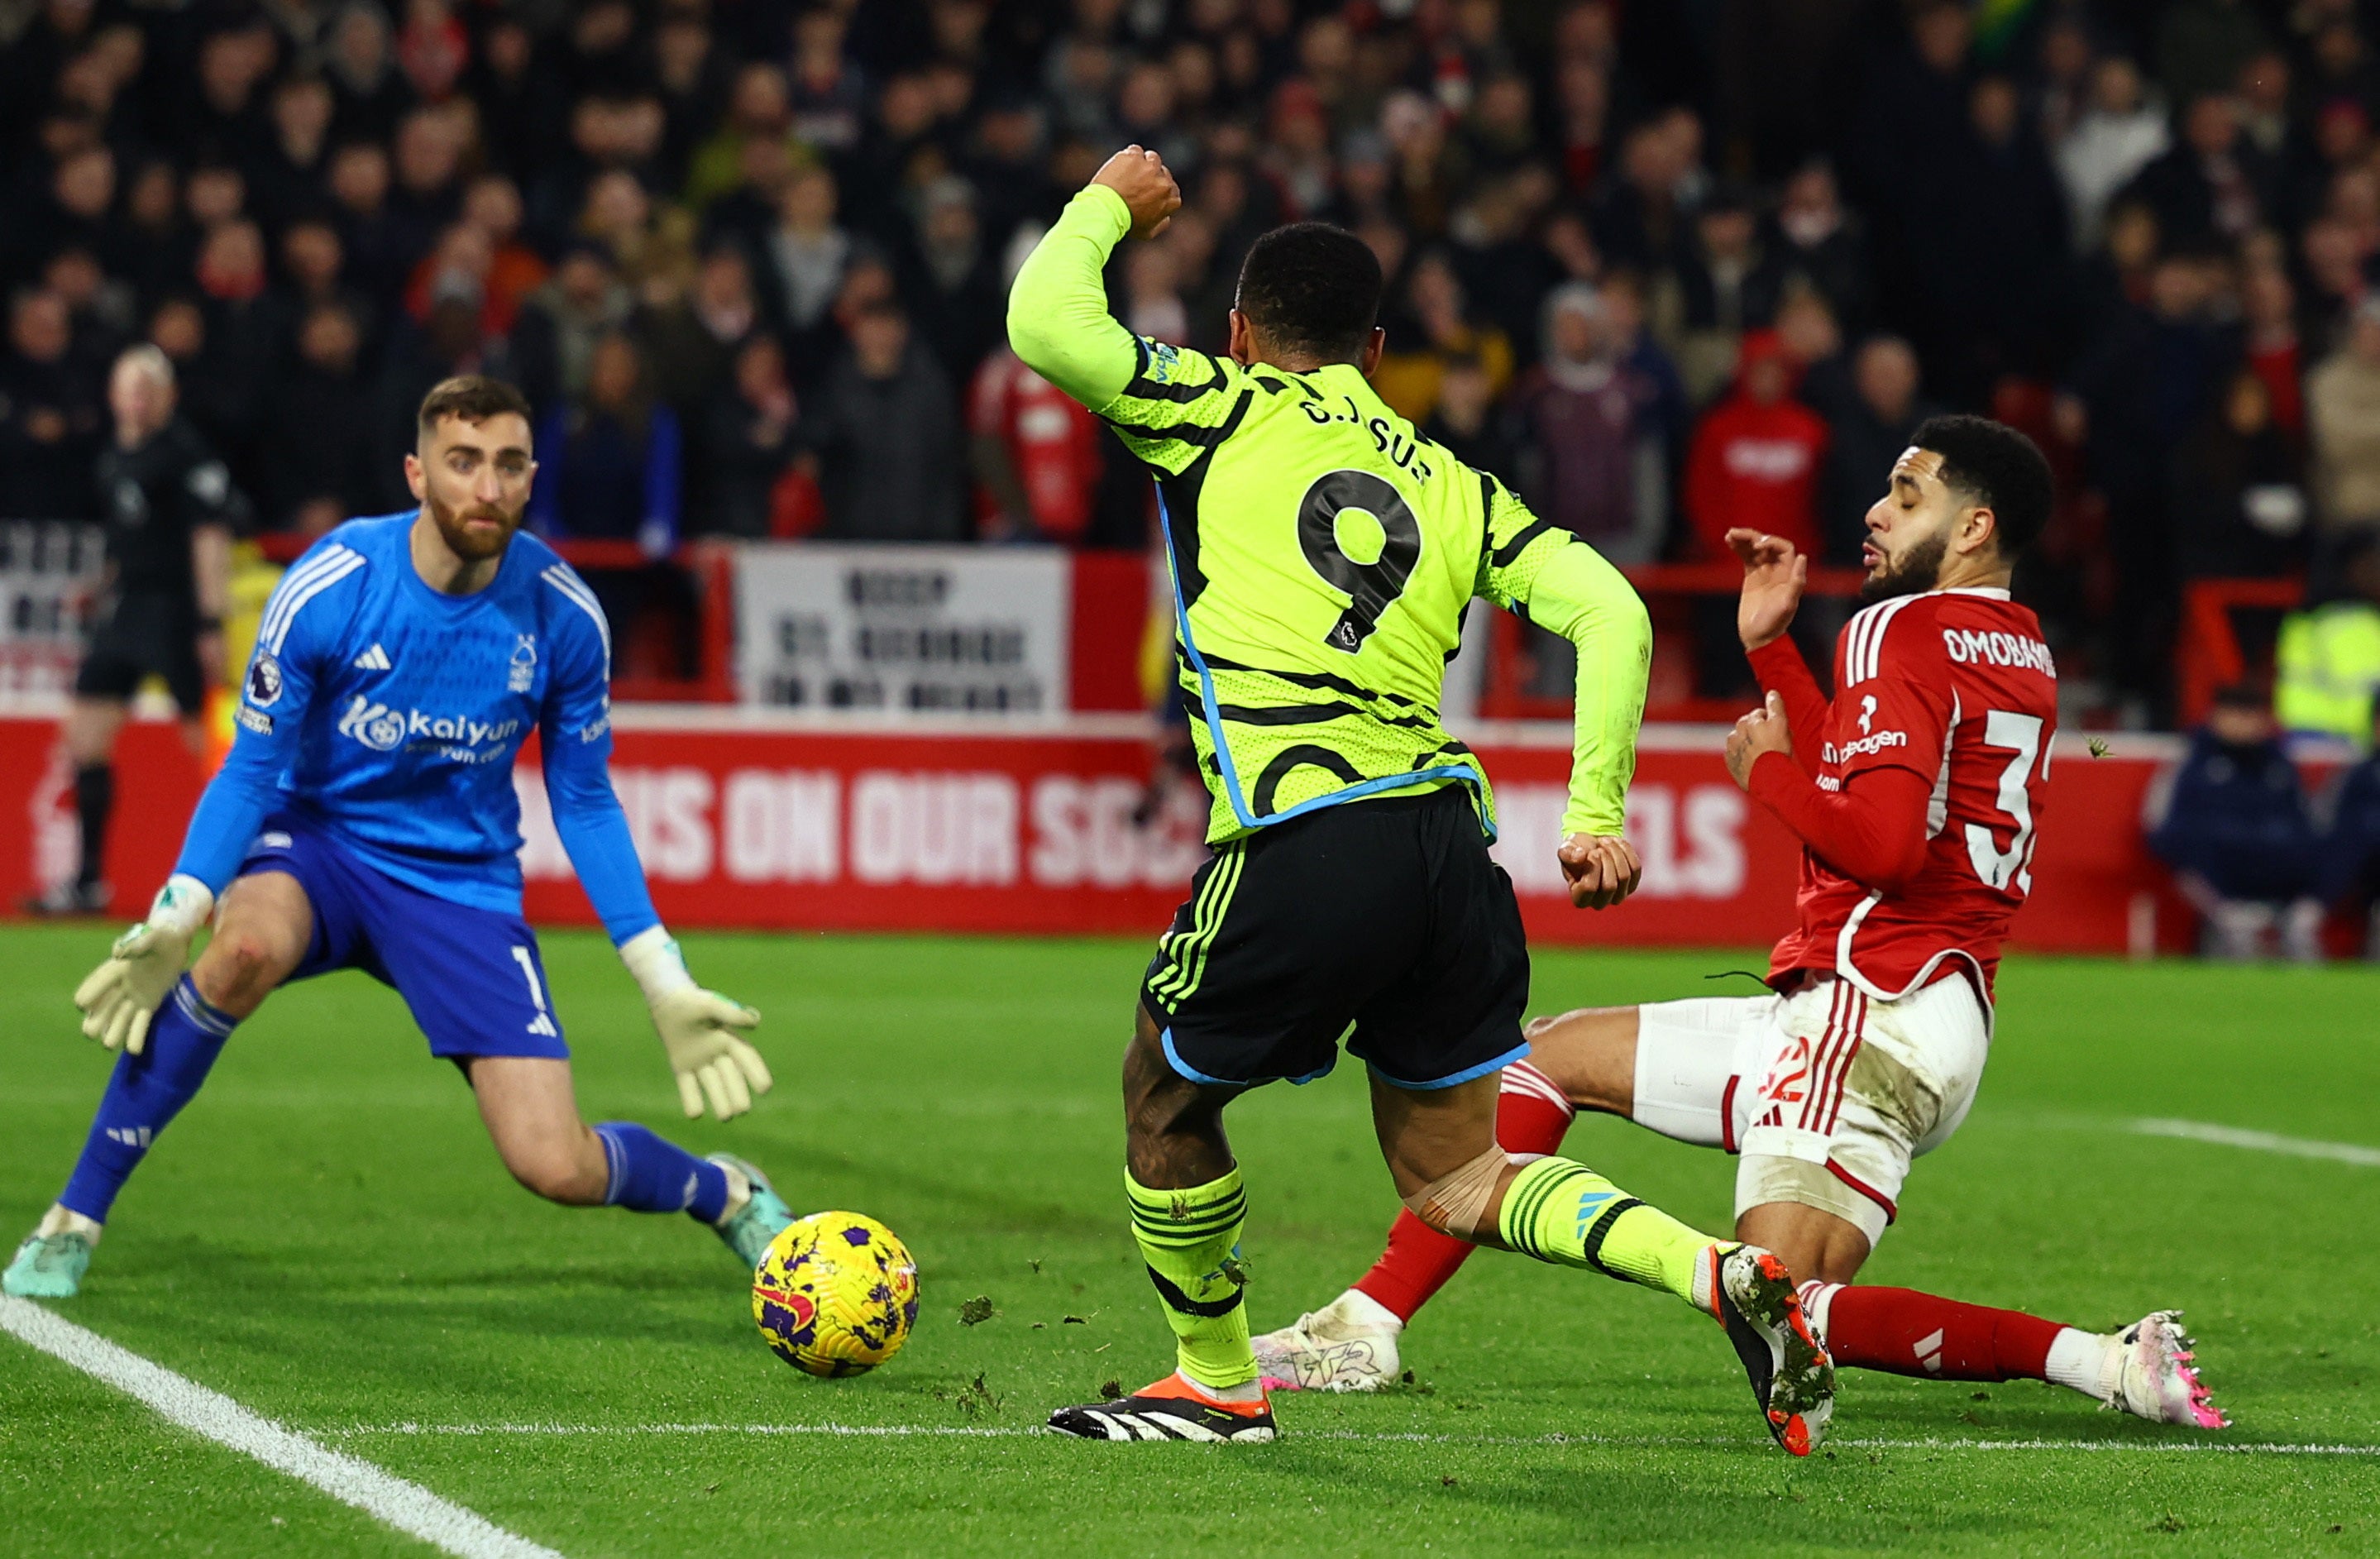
[{"left": 426, "top": 490, "right": 523, "bottom": 562}]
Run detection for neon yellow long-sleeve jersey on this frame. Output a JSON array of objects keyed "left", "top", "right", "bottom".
[{"left": 1010, "top": 184, "right": 1651, "bottom": 843}]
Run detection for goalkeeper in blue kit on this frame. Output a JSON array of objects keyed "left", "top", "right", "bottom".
[{"left": 6, "top": 376, "right": 793, "bottom": 1300}]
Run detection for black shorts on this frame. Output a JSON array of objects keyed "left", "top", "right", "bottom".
[
  {"left": 1141, "top": 785, "right": 1530, "bottom": 1091},
  {"left": 74, "top": 591, "right": 205, "bottom": 713}
]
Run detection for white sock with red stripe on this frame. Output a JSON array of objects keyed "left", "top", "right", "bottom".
[{"left": 1796, "top": 1279, "right": 1842, "bottom": 1344}]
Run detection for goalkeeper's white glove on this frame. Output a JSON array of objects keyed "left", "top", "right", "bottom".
[
  {"left": 73, "top": 874, "right": 215, "bottom": 1055},
  {"left": 620, "top": 926, "right": 769, "bottom": 1121}
]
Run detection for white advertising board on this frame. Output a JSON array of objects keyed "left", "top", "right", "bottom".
[{"left": 734, "top": 543, "right": 1071, "bottom": 716}]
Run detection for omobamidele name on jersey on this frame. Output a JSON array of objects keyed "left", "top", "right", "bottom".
[{"left": 1768, "top": 587, "right": 2060, "bottom": 1002}]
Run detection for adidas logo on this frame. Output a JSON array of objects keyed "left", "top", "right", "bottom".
[
  {"left": 104, "top": 1126, "right": 153, "bottom": 1149},
  {"left": 526, "top": 1013, "right": 559, "bottom": 1037},
  {"left": 681, "top": 1172, "right": 700, "bottom": 1210},
  {"left": 1914, "top": 1327, "right": 1945, "bottom": 1374},
  {"left": 1574, "top": 1189, "right": 1615, "bottom": 1237},
  {"left": 353, "top": 643, "right": 392, "bottom": 671}
]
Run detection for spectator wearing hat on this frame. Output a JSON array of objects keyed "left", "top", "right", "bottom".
[
  {"left": 1684, "top": 328, "right": 1828, "bottom": 562},
  {"left": 1683, "top": 326, "right": 1829, "bottom": 694},
  {"left": 904, "top": 178, "right": 1007, "bottom": 386},
  {"left": 1508, "top": 283, "right": 1661, "bottom": 564}
]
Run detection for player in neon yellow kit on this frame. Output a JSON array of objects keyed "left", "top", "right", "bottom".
[{"left": 1013, "top": 147, "right": 1836, "bottom": 1453}]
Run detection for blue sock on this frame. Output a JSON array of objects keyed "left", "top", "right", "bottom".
[
  {"left": 60, "top": 977, "right": 238, "bottom": 1223},
  {"left": 592, "top": 1121, "right": 729, "bottom": 1222}
]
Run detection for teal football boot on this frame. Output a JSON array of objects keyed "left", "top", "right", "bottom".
[
  {"left": 4, "top": 1230, "right": 93, "bottom": 1298},
  {"left": 707, "top": 1154, "right": 795, "bottom": 1269}
]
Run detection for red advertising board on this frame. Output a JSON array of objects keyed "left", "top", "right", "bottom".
[{"left": 0, "top": 710, "right": 2191, "bottom": 954}]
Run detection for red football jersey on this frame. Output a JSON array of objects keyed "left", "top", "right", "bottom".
[
  {"left": 968, "top": 348, "right": 1102, "bottom": 542},
  {"left": 1766, "top": 587, "right": 2058, "bottom": 1002}
]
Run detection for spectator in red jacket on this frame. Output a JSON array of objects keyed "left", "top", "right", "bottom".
[
  {"left": 968, "top": 345, "right": 1102, "bottom": 543},
  {"left": 1682, "top": 328, "right": 1828, "bottom": 560}
]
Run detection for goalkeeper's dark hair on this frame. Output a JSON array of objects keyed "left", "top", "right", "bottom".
[
  {"left": 1235, "top": 222, "right": 1382, "bottom": 364},
  {"left": 416, "top": 375, "right": 534, "bottom": 447},
  {"left": 1912, "top": 414, "right": 2053, "bottom": 559}
]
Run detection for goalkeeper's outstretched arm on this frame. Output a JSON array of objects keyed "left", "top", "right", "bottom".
[
  {"left": 1474, "top": 474, "right": 1653, "bottom": 908},
  {"left": 538, "top": 590, "right": 769, "bottom": 1122}
]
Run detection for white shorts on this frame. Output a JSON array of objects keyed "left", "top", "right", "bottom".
[{"left": 1630, "top": 974, "right": 1991, "bottom": 1247}]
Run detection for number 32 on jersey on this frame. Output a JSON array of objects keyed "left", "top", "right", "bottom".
[{"left": 1967, "top": 710, "right": 2049, "bottom": 896}]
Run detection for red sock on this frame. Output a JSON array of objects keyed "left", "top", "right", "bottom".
[
  {"left": 1807, "top": 1283, "right": 2063, "bottom": 1381},
  {"left": 1352, "top": 1061, "right": 1575, "bottom": 1322}
]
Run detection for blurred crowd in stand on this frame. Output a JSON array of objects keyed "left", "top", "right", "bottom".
[{"left": 5, "top": 0, "right": 2380, "bottom": 724}]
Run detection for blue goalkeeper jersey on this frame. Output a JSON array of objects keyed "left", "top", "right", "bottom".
[{"left": 174, "top": 512, "right": 658, "bottom": 942}]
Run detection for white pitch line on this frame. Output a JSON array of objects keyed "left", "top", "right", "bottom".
[
  {"left": 0, "top": 1297, "right": 562, "bottom": 1559},
  {"left": 2132, "top": 1118, "right": 2380, "bottom": 1169},
  {"left": 321, "top": 1421, "right": 2380, "bottom": 1457}
]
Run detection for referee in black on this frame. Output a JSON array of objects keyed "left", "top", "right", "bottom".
[{"left": 32, "top": 345, "right": 247, "bottom": 916}]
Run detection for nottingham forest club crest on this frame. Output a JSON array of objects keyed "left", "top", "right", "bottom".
[{"left": 509, "top": 634, "right": 536, "bottom": 692}]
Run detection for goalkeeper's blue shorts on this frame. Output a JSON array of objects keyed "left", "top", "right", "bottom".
[{"left": 237, "top": 813, "right": 571, "bottom": 1061}]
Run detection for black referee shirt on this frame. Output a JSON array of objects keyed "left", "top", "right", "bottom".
[{"left": 93, "top": 416, "right": 250, "bottom": 598}]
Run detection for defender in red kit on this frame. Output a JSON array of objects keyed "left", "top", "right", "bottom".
[{"left": 1254, "top": 417, "right": 2226, "bottom": 1431}]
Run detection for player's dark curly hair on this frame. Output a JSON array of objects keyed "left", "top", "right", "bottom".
[
  {"left": 1913, "top": 414, "right": 2054, "bottom": 558},
  {"left": 1235, "top": 222, "right": 1382, "bottom": 365},
  {"left": 416, "top": 375, "right": 533, "bottom": 447}
]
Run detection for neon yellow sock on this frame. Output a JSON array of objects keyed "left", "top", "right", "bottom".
[
  {"left": 1127, "top": 1167, "right": 1255, "bottom": 1390},
  {"left": 1496, "top": 1155, "right": 1714, "bottom": 1307}
]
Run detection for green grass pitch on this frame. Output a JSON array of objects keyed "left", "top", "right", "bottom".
[{"left": 3, "top": 925, "right": 2378, "bottom": 1556}]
